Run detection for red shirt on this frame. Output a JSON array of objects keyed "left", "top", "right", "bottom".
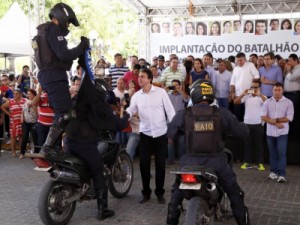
[
  {"left": 123, "top": 71, "right": 140, "bottom": 92},
  {"left": 38, "top": 93, "right": 54, "bottom": 126}
]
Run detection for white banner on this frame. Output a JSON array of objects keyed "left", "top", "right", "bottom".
[{"left": 150, "top": 19, "right": 300, "bottom": 59}]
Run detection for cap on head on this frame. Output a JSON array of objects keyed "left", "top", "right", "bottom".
[
  {"left": 158, "top": 55, "right": 165, "bottom": 61},
  {"left": 190, "top": 79, "right": 215, "bottom": 104}
]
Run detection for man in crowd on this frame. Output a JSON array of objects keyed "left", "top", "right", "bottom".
[
  {"left": 283, "top": 53, "right": 300, "bottom": 137},
  {"left": 261, "top": 82, "right": 294, "bottom": 183},
  {"left": 203, "top": 52, "right": 217, "bottom": 85},
  {"left": 230, "top": 52, "right": 260, "bottom": 121},
  {"left": 17, "top": 65, "right": 32, "bottom": 97},
  {"left": 126, "top": 68, "right": 175, "bottom": 204},
  {"left": 215, "top": 60, "right": 232, "bottom": 108},
  {"left": 166, "top": 79, "right": 189, "bottom": 164},
  {"left": 260, "top": 52, "right": 283, "bottom": 98},
  {"left": 123, "top": 63, "right": 141, "bottom": 91},
  {"left": 157, "top": 55, "right": 166, "bottom": 76},
  {"left": 161, "top": 56, "right": 185, "bottom": 88},
  {"left": 109, "top": 53, "right": 129, "bottom": 89},
  {"left": 234, "top": 80, "right": 267, "bottom": 171}
]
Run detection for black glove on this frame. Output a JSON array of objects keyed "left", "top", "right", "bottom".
[
  {"left": 77, "top": 53, "right": 86, "bottom": 70},
  {"left": 80, "top": 36, "right": 90, "bottom": 50}
]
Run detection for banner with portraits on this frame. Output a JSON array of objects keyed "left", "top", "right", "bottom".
[{"left": 150, "top": 19, "right": 300, "bottom": 59}]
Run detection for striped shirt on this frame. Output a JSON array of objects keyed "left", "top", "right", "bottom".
[
  {"left": 161, "top": 67, "right": 185, "bottom": 87},
  {"left": 109, "top": 65, "right": 129, "bottom": 89},
  {"left": 38, "top": 93, "right": 54, "bottom": 126}
]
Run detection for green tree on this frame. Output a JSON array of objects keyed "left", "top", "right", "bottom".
[{"left": 0, "top": 0, "right": 138, "bottom": 62}]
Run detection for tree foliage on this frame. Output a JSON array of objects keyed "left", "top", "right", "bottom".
[{"left": 0, "top": 0, "right": 138, "bottom": 61}]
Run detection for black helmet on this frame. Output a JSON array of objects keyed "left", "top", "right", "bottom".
[
  {"left": 49, "top": 3, "right": 79, "bottom": 30},
  {"left": 190, "top": 79, "right": 215, "bottom": 104}
]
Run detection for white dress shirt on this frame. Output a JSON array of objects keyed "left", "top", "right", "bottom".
[
  {"left": 230, "top": 62, "right": 260, "bottom": 96},
  {"left": 126, "top": 85, "right": 175, "bottom": 138}
]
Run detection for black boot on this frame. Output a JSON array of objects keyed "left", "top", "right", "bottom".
[
  {"left": 40, "top": 124, "right": 64, "bottom": 155},
  {"left": 96, "top": 189, "right": 115, "bottom": 220},
  {"left": 40, "top": 113, "right": 70, "bottom": 155},
  {"left": 166, "top": 202, "right": 180, "bottom": 225}
]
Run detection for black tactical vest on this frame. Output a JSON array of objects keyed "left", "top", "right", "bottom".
[
  {"left": 184, "top": 106, "right": 223, "bottom": 156},
  {"left": 32, "top": 22, "right": 65, "bottom": 70}
]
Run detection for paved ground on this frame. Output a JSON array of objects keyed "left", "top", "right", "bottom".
[{"left": 0, "top": 149, "right": 300, "bottom": 225}]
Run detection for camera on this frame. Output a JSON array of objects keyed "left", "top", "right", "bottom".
[
  {"left": 247, "top": 89, "right": 255, "bottom": 94},
  {"left": 168, "top": 86, "right": 175, "bottom": 90}
]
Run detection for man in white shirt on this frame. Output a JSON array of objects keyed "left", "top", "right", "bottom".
[
  {"left": 230, "top": 52, "right": 260, "bottom": 121},
  {"left": 234, "top": 80, "right": 267, "bottom": 171},
  {"left": 126, "top": 68, "right": 175, "bottom": 204}
]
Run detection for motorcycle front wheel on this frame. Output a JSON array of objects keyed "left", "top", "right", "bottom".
[
  {"left": 38, "top": 180, "right": 76, "bottom": 225},
  {"left": 108, "top": 151, "right": 133, "bottom": 198},
  {"left": 184, "top": 196, "right": 215, "bottom": 225}
]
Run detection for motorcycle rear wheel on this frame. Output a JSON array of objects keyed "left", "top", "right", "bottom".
[
  {"left": 184, "top": 196, "right": 215, "bottom": 225},
  {"left": 108, "top": 151, "right": 133, "bottom": 198},
  {"left": 38, "top": 180, "right": 76, "bottom": 225}
]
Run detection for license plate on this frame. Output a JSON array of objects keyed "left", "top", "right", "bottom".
[{"left": 179, "top": 183, "right": 201, "bottom": 190}]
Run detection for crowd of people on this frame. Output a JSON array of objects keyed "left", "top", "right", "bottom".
[
  {"left": 0, "top": 3, "right": 298, "bottom": 224},
  {"left": 94, "top": 51, "right": 297, "bottom": 185}
]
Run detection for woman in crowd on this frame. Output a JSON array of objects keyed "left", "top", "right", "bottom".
[
  {"left": 19, "top": 89, "right": 38, "bottom": 159},
  {"left": 196, "top": 22, "right": 207, "bottom": 35},
  {"left": 1, "top": 88, "right": 27, "bottom": 157},
  {"left": 244, "top": 20, "right": 254, "bottom": 33},
  {"left": 189, "top": 58, "right": 209, "bottom": 85}
]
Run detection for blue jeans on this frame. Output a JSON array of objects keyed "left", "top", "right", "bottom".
[
  {"left": 266, "top": 135, "right": 288, "bottom": 177},
  {"left": 167, "top": 135, "right": 185, "bottom": 162},
  {"left": 126, "top": 133, "right": 140, "bottom": 160},
  {"left": 115, "top": 131, "right": 131, "bottom": 148},
  {"left": 217, "top": 98, "right": 229, "bottom": 109}
]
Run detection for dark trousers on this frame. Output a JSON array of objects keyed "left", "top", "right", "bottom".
[
  {"left": 233, "top": 103, "right": 245, "bottom": 122},
  {"left": 37, "top": 123, "right": 51, "bottom": 152},
  {"left": 64, "top": 137, "right": 106, "bottom": 191},
  {"left": 139, "top": 133, "right": 168, "bottom": 197},
  {"left": 42, "top": 80, "right": 71, "bottom": 118},
  {"left": 20, "top": 122, "right": 38, "bottom": 155},
  {"left": 244, "top": 124, "right": 264, "bottom": 164},
  {"left": 168, "top": 154, "right": 248, "bottom": 225}
]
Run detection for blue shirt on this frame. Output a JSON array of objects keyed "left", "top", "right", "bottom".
[
  {"left": 190, "top": 70, "right": 208, "bottom": 83},
  {"left": 215, "top": 70, "right": 232, "bottom": 98},
  {"left": 259, "top": 65, "right": 283, "bottom": 97}
]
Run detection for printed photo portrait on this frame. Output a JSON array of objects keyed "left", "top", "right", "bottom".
[
  {"left": 185, "top": 22, "right": 195, "bottom": 35},
  {"left": 243, "top": 20, "right": 254, "bottom": 33},
  {"left": 196, "top": 22, "right": 207, "bottom": 35}
]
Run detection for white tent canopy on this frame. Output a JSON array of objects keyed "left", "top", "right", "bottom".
[{"left": 0, "top": 2, "right": 36, "bottom": 57}]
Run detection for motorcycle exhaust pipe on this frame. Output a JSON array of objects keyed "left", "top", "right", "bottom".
[
  {"left": 50, "top": 170, "right": 81, "bottom": 184},
  {"left": 206, "top": 182, "right": 217, "bottom": 192},
  {"left": 206, "top": 182, "right": 219, "bottom": 200}
]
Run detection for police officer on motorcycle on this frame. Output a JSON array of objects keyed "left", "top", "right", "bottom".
[
  {"left": 166, "top": 79, "right": 250, "bottom": 225},
  {"left": 64, "top": 53, "right": 128, "bottom": 220},
  {"left": 34, "top": 3, "right": 90, "bottom": 154}
]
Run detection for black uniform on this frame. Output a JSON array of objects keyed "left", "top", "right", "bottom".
[
  {"left": 166, "top": 103, "right": 250, "bottom": 225},
  {"left": 37, "top": 22, "right": 86, "bottom": 118}
]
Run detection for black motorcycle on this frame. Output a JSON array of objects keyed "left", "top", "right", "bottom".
[
  {"left": 28, "top": 140, "right": 133, "bottom": 225},
  {"left": 171, "top": 150, "right": 234, "bottom": 225}
]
